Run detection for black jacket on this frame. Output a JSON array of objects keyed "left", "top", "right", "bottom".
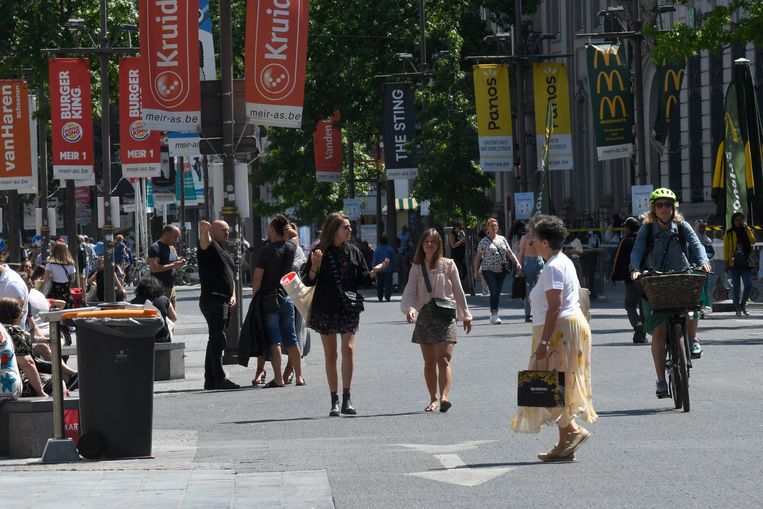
[
  {"left": 301, "top": 243, "right": 372, "bottom": 315},
  {"left": 238, "top": 292, "right": 270, "bottom": 366},
  {"left": 611, "top": 234, "right": 636, "bottom": 282}
]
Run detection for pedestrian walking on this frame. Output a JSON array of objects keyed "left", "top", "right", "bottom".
[
  {"left": 610, "top": 217, "right": 646, "bottom": 343},
  {"left": 473, "top": 218, "right": 521, "bottom": 324},
  {"left": 518, "top": 220, "right": 544, "bottom": 323},
  {"left": 281, "top": 222, "right": 311, "bottom": 385},
  {"left": 448, "top": 223, "right": 467, "bottom": 281},
  {"left": 373, "top": 235, "right": 396, "bottom": 302},
  {"left": 401, "top": 229, "right": 471, "bottom": 413},
  {"left": 41, "top": 242, "right": 76, "bottom": 307},
  {"left": 198, "top": 219, "right": 239, "bottom": 391},
  {"left": 723, "top": 211, "right": 756, "bottom": 316},
  {"left": 148, "top": 225, "right": 186, "bottom": 309},
  {"left": 302, "top": 212, "right": 389, "bottom": 416},
  {"left": 512, "top": 215, "right": 597, "bottom": 462}
]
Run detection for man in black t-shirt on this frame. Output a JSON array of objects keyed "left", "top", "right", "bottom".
[
  {"left": 198, "top": 219, "right": 238, "bottom": 390},
  {"left": 148, "top": 225, "right": 185, "bottom": 309}
]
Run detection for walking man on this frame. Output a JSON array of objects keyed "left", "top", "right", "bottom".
[
  {"left": 198, "top": 220, "right": 239, "bottom": 390},
  {"left": 611, "top": 217, "right": 646, "bottom": 343},
  {"left": 148, "top": 225, "right": 185, "bottom": 309}
]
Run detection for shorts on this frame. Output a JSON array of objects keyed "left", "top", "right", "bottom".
[{"left": 263, "top": 297, "right": 298, "bottom": 348}]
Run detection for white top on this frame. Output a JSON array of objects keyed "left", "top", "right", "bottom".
[
  {"left": 477, "top": 235, "right": 511, "bottom": 273},
  {"left": 27, "top": 288, "right": 50, "bottom": 337},
  {"left": 45, "top": 263, "right": 75, "bottom": 283},
  {"left": 0, "top": 266, "right": 29, "bottom": 330},
  {"left": 529, "top": 253, "right": 581, "bottom": 326}
]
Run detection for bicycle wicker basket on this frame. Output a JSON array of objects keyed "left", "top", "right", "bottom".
[{"left": 641, "top": 273, "right": 707, "bottom": 312}]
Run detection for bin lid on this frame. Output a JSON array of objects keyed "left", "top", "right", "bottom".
[{"left": 63, "top": 309, "right": 159, "bottom": 320}]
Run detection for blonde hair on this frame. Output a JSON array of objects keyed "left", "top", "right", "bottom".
[
  {"left": 641, "top": 202, "right": 684, "bottom": 224},
  {"left": 48, "top": 242, "right": 75, "bottom": 265}
]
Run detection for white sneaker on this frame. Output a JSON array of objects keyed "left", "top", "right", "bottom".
[{"left": 490, "top": 314, "right": 502, "bottom": 325}]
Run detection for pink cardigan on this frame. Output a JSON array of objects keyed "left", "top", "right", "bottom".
[{"left": 400, "top": 258, "right": 472, "bottom": 322}]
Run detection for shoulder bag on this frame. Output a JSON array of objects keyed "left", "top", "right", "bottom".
[
  {"left": 327, "top": 249, "right": 364, "bottom": 314},
  {"left": 517, "top": 357, "right": 565, "bottom": 407},
  {"left": 420, "top": 263, "right": 457, "bottom": 321}
]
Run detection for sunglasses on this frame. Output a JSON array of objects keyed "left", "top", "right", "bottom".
[{"left": 654, "top": 201, "right": 674, "bottom": 209}]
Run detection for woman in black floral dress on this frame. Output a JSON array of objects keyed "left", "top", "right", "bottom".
[{"left": 302, "top": 213, "right": 389, "bottom": 416}]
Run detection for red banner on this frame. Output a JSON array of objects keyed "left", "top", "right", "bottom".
[
  {"left": 49, "top": 58, "right": 95, "bottom": 180},
  {"left": 119, "top": 57, "right": 162, "bottom": 178},
  {"left": 314, "top": 113, "right": 342, "bottom": 182},
  {"left": 0, "top": 80, "right": 36, "bottom": 191},
  {"left": 139, "top": 0, "right": 201, "bottom": 132},
  {"left": 245, "top": 0, "right": 310, "bottom": 128}
]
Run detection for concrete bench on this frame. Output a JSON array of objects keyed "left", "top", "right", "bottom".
[
  {"left": 61, "top": 342, "right": 185, "bottom": 381},
  {"left": 0, "top": 397, "right": 79, "bottom": 459}
]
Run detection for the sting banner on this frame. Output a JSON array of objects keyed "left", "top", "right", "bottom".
[
  {"left": 119, "top": 57, "right": 162, "bottom": 178},
  {"left": 473, "top": 64, "right": 513, "bottom": 172},
  {"left": 245, "top": 0, "right": 310, "bottom": 128},
  {"left": 532, "top": 63, "right": 573, "bottom": 171},
  {"left": 139, "top": 0, "right": 202, "bottom": 132},
  {"left": 314, "top": 113, "right": 343, "bottom": 182},
  {"left": 0, "top": 80, "right": 36, "bottom": 192},
  {"left": 48, "top": 58, "right": 95, "bottom": 180},
  {"left": 382, "top": 83, "right": 417, "bottom": 179}
]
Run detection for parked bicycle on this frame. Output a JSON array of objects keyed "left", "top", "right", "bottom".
[
  {"left": 129, "top": 256, "right": 151, "bottom": 287},
  {"left": 174, "top": 248, "right": 199, "bottom": 286}
]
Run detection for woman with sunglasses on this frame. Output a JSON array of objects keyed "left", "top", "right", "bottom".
[{"left": 629, "top": 188, "right": 710, "bottom": 399}]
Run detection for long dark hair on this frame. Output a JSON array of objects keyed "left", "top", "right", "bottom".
[
  {"left": 269, "top": 213, "right": 290, "bottom": 236},
  {"left": 133, "top": 276, "right": 166, "bottom": 302},
  {"left": 413, "top": 228, "right": 443, "bottom": 270},
  {"left": 318, "top": 212, "right": 349, "bottom": 251}
]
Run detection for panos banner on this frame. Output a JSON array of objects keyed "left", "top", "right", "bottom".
[
  {"left": 119, "top": 57, "right": 162, "bottom": 178},
  {"left": 0, "top": 80, "right": 37, "bottom": 191},
  {"left": 48, "top": 58, "right": 95, "bottom": 180},
  {"left": 245, "top": 0, "right": 310, "bottom": 128},
  {"left": 532, "top": 63, "right": 573, "bottom": 171},
  {"left": 473, "top": 64, "right": 513, "bottom": 172},
  {"left": 139, "top": 0, "right": 202, "bottom": 132}
]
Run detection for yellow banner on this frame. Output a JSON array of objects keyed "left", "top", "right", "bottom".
[
  {"left": 473, "top": 64, "right": 513, "bottom": 172},
  {"left": 532, "top": 63, "right": 573, "bottom": 170}
]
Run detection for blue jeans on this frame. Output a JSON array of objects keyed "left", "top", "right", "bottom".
[
  {"left": 376, "top": 272, "right": 393, "bottom": 301},
  {"left": 729, "top": 267, "right": 752, "bottom": 307},
  {"left": 264, "top": 297, "right": 298, "bottom": 348},
  {"left": 482, "top": 270, "right": 507, "bottom": 313},
  {"left": 523, "top": 256, "right": 544, "bottom": 317}
]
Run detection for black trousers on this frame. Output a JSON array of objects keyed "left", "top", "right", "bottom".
[{"left": 200, "top": 297, "right": 230, "bottom": 383}]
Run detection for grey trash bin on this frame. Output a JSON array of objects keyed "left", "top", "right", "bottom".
[{"left": 74, "top": 317, "right": 163, "bottom": 459}]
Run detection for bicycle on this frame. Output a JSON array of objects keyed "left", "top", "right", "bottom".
[{"left": 640, "top": 268, "right": 708, "bottom": 413}]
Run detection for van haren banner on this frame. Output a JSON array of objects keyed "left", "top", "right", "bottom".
[
  {"left": 48, "top": 58, "right": 95, "bottom": 180},
  {"left": 314, "top": 112, "right": 343, "bottom": 182},
  {"left": 473, "top": 64, "right": 513, "bottom": 172},
  {"left": 245, "top": 0, "right": 310, "bottom": 128},
  {"left": 382, "top": 83, "right": 417, "bottom": 179},
  {"left": 119, "top": 57, "right": 161, "bottom": 178},
  {"left": 139, "top": 0, "right": 202, "bottom": 132},
  {"left": 0, "top": 80, "right": 37, "bottom": 192},
  {"left": 532, "top": 63, "right": 573, "bottom": 171}
]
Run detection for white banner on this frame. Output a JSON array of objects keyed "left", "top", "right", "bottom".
[{"left": 631, "top": 185, "right": 654, "bottom": 216}]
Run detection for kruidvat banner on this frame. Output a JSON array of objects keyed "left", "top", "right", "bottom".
[
  {"left": 119, "top": 57, "right": 162, "bottom": 178},
  {"left": 533, "top": 63, "right": 573, "bottom": 171},
  {"left": 586, "top": 44, "right": 633, "bottom": 161},
  {"left": 382, "top": 83, "right": 417, "bottom": 179},
  {"left": 314, "top": 113, "right": 343, "bottom": 182},
  {"left": 139, "top": 0, "right": 202, "bottom": 132},
  {"left": 473, "top": 64, "right": 513, "bottom": 172},
  {"left": 245, "top": 0, "right": 310, "bottom": 128},
  {"left": 0, "top": 81, "right": 37, "bottom": 192},
  {"left": 48, "top": 58, "right": 95, "bottom": 180}
]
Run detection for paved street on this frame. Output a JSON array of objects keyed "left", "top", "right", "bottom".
[{"left": 4, "top": 283, "right": 763, "bottom": 508}]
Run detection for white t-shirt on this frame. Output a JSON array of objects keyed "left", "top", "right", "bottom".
[
  {"left": 27, "top": 288, "right": 50, "bottom": 337},
  {"left": 0, "top": 266, "right": 29, "bottom": 330},
  {"left": 529, "top": 253, "right": 581, "bottom": 326},
  {"left": 45, "top": 263, "right": 75, "bottom": 283}
]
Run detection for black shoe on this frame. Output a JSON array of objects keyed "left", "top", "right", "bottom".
[
  {"left": 341, "top": 395, "right": 357, "bottom": 415},
  {"left": 214, "top": 379, "right": 240, "bottom": 390},
  {"left": 329, "top": 394, "right": 340, "bottom": 417},
  {"left": 204, "top": 380, "right": 214, "bottom": 390},
  {"left": 525, "top": 315, "right": 532, "bottom": 323}
]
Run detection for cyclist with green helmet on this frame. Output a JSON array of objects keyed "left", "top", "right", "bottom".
[{"left": 629, "top": 188, "right": 711, "bottom": 398}]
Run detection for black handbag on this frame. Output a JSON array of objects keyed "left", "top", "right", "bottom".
[
  {"left": 511, "top": 275, "right": 526, "bottom": 299},
  {"left": 421, "top": 264, "right": 457, "bottom": 321},
  {"left": 261, "top": 288, "right": 284, "bottom": 314},
  {"left": 327, "top": 250, "right": 364, "bottom": 314},
  {"left": 733, "top": 251, "right": 752, "bottom": 270},
  {"left": 517, "top": 369, "right": 565, "bottom": 407}
]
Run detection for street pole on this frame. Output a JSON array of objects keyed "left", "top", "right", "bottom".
[
  {"left": 220, "top": 0, "right": 241, "bottom": 362},
  {"left": 631, "top": 0, "right": 648, "bottom": 185},
  {"left": 98, "top": 0, "right": 115, "bottom": 302},
  {"left": 179, "top": 156, "right": 186, "bottom": 249},
  {"left": 348, "top": 137, "right": 357, "bottom": 233},
  {"left": 514, "top": 0, "right": 528, "bottom": 192},
  {"left": 7, "top": 191, "right": 19, "bottom": 263},
  {"left": 37, "top": 86, "right": 50, "bottom": 263}
]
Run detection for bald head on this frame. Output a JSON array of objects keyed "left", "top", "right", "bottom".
[{"left": 211, "top": 220, "right": 230, "bottom": 245}]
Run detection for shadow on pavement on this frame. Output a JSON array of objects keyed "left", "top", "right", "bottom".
[
  {"left": 227, "top": 411, "right": 422, "bottom": 425},
  {"left": 596, "top": 407, "right": 676, "bottom": 418}
]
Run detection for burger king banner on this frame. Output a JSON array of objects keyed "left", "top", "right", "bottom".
[
  {"left": 48, "top": 58, "right": 95, "bottom": 180},
  {"left": 0, "top": 80, "right": 37, "bottom": 192},
  {"left": 245, "top": 0, "right": 310, "bottom": 128},
  {"left": 139, "top": 0, "right": 202, "bottom": 132},
  {"left": 119, "top": 57, "right": 162, "bottom": 178},
  {"left": 314, "top": 113, "right": 342, "bottom": 182}
]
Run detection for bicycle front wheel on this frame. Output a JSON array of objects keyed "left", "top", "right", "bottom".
[
  {"left": 668, "top": 324, "right": 682, "bottom": 409},
  {"left": 676, "top": 329, "right": 691, "bottom": 413}
]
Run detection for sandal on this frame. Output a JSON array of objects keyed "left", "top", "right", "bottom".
[
  {"left": 296, "top": 377, "right": 306, "bottom": 386},
  {"left": 424, "top": 401, "right": 439, "bottom": 412},
  {"left": 283, "top": 369, "right": 294, "bottom": 384},
  {"left": 439, "top": 399, "right": 452, "bottom": 413},
  {"left": 263, "top": 379, "right": 285, "bottom": 388},
  {"left": 251, "top": 368, "right": 267, "bottom": 386}
]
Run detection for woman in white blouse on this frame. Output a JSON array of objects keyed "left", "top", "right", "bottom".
[
  {"left": 42, "top": 242, "right": 77, "bottom": 305},
  {"left": 402, "top": 229, "right": 472, "bottom": 413}
]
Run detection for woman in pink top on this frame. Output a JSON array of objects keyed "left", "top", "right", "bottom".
[{"left": 402, "top": 229, "right": 472, "bottom": 413}]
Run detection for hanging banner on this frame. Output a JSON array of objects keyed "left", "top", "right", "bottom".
[
  {"left": 720, "top": 69, "right": 749, "bottom": 227},
  {"left": 534, "top": 99, "right": 554, "bottom": 216},
  {"left": 0, "top": 81, "right": 37, "bottom": 192},
  {"left": 631, "top": 184, "right": 653, "bottom": 216},
  {"left": 473, "top": 64, "right": 513, "bottom": 172},
  {"left": 382, "top": 83, "right": 417, "bottom": 179},
  {"left": 139, "top": 0, "right": 201, "bottom": 132},
  {"left": 119, "top": 57, "right": 162, "bottom": 178},
  {"left": 314, "top": 113, "right": 343, "bottom": 182},
  {"left": 586, "top": 44, "right": 633, "bottom": 161},
  {"left": 244, "top": 0, "right": 310, "bottom": 128},
  {"left": 189, "top": 155, "right": 205, "bottom": 202},
  {"left": 533, "top": 63, "right": 573, "bottom": 171},
  {"left": 651, "top": 59, "right": 686, "bottom": 155},
  {"left": 48, "top": 58, "right": 95, "bottom": 180},
  {"left": 198, "top": 0, "right": 216, "bottom": 81},
  {"left": 168, "top": 132, "right": 202, "bottom": 158},
  {"left": 175, "top": 158, "right": 198, "bottom": 206},
  {"left": 514, "top": 192, "right": 534, "bottom": 220}
]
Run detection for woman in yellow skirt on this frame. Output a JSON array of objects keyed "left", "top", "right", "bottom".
[{"left": 512, "top": 215, "right": 597, "bottom": 462}]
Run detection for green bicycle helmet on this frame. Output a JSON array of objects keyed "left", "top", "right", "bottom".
[{"left": 649, "top": 187, "right": 677, "bottom": 205}]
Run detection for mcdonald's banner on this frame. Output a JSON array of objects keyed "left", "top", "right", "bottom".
[
  {"left": 532, "top": 63, "right": 572, "bottom": 171},
  {"left": 651, "top": 59, "right": 686, "bottom": 155},
  {"left": 586, "top": 44, "right": 633, "bottom": 161},
  {"left": 0, "top": 80, "right": 37, "bottom": 192},
  {"left": 382, "top": 83, "right": 417, "bottom": 179},
  {"left": 119, "top": 57, "right": 162, "bottom": 178},
  {"left": 473, "top": 64, "right": 513, "bottom": 172},
  {"left": 245, "top": 0, "right": 310, "bottom": 128},
  {"left": 48, "top": 58, "right": 95, "bottom": 180},
  {"left": 534, "top": 99, "right": 553, "bottom": 216},
  {"left": 314, "top": 113, "right": 343, "bottom": 183},
  {"left": 139, "top": 0, "right": 202, "bottom": 132}
]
